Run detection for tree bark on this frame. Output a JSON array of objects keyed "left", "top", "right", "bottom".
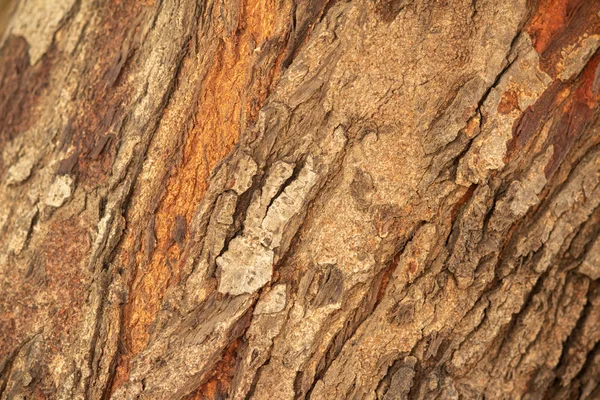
[{"left": 0, "top": 0, "right": 599, "bottom": 399}]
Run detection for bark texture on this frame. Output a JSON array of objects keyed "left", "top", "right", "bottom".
[{"left": 1, "top": 0, "right": 599, "bottom": 399}]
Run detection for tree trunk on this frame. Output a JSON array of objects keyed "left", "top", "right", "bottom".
[{"left": 0, "top": 0, "right": 599, "bottom": 399}]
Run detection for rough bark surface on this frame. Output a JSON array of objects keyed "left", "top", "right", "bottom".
[{"left": 0, "top": 0, "right": 599, "bottom": 399}]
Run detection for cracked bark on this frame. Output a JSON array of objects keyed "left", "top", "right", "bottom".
[{"left": 1, "top": 0, "right": 599, "bottom": 399}]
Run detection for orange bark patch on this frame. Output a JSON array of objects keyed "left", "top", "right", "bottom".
[
  {"left": 464, "top": 114, "right": 481, "bottom": 138},
  {"left": 186, "top": 338, "right": 243, "bottom": 399},
  {"left": 376, "top": 258, "right": 396, "bottom": 304},
  {"left": 526, "top": 0, "right": 600, "bottom": 77},
  {"left": 123, "top": 0, "right": 288, "bottom": 362},
  {"left": 0, "top": 215, "right": 90, "bottom": 377},
  {"left": 37, "top": 216, "right": 91, "bottom": 345},
  {"left": 526, "top": 0, "right": 571, "bottom": 54},
  {"left": 506, "top": 47, "right": 600, "bottom": 179},
  {"left": 450, "top": 184, "right": 475, "bottom": 225},
  {"left": 506, "top": 81, "right": 563, "bottom": 162},
  {"left": 497, "top": 89, "right": 521, "bottom": 114},
  {"left": 544, "top": 50, "right": 600, "bottom": 176}
]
